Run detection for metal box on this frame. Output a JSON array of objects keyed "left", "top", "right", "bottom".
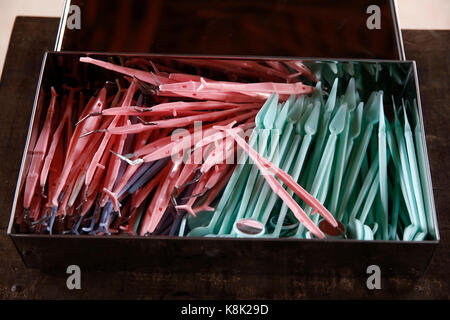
[{"left": 8, "top": 52, "right": 439, "bottom": 279}]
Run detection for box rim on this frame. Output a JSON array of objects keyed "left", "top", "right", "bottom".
[
  {"left": 391, "top": 0, "right": 406, "bottom": 60},
  {"left": 8, "top": 232, "right": 440, "bottom": 245},
  {"left": 411, "top": 61, "right": 440, "bottom": 241},
  {"left": 47, "top": 50, "right": 415, "bottom": 64}
]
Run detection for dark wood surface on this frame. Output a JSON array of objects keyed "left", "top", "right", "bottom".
[{"left": 0, "top": 17, "right": 448, "bottom": 299}]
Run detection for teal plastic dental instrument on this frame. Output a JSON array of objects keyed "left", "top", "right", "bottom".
[
  {"left": 312, "top": 80, "right": 325, "bottom": 107},
  {"left": 403, "top": 104, "right": 427, "bottom": 233},
  {"left": 348, "top": 151, "right": 379, "bottom": 222},
  {"left": 392, "top": 103, "right": 420, "bottom": 227},
  {"left": 385, "top": 118, "right": 415, "bottom": 227},
  {"left": 187, "top": 161, "right": 250, "bottom": 236},
  {"left": 344, "top": 102, "right": 363, "bottom": 165},
  {"left": 348, "top": 218, "right": 364, "bottom": 240},
  {"left": 348, "top": 217, "right": 375, "bottom": 240},
  {"left": 359, "top": 173, "right": 380, "bottom": 224},
  {"left": 336, "top": 91, "right": 381, "bottom": 221},
  {"left": 378, "top": 92, "right": 389, "bottom": 239},
  {"left": 295, "top": 103, "right": 346, "bottom": 237},
  {"left": 309, "top": 146, "right": 335, "bottom": 232},
  {"left": 304, "top": 79, "right": 338, "bottom": 190},
  {"left": 330, "top": 78, "right": 357, "bottom": 214},
  {"left": 186, "top": 66, "right": 434, "bottom": 241},
  {"left": 309, "top": 103, "right": 347, "bottom": 205},
  {"left": 389, "top": 180, "right": 401, "bottom": 240},
  {"left": 403, "top": 224, "right": 420, "bottom": 241},
  {"left": 413, "top": 231, "right": 427, "bottom": 241},
  {"left": 218, "top": 123, "right": 326, "bottom": 238},
  {"left": 363, "top": 224, "right": 374, "bottom": 240},
  {"left": 412, "top": 100, "right": 435, "bottom": 237}
]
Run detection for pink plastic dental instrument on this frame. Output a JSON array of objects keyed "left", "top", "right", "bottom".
[
  {"left": 158, "top": 87, "right": 274, "bottom": 102},
  {"left": 100, "top": 120, "right": 128, "bottom": 209},
  {"left": 149, "top": 100, "right": 261, "bottom": 113},
  {"left": 215, "top": 123, "right": 339, "bottom": 238},
  {"left": 77, "top": 106, "right": 205, "bottom": 123},
  {"left": 43, "top": 134, "right": 64, "bottom": 212},
  {"left": 173, "top": 59, "right": 290, "bottom": 82},
  {"left": 158, "top": 78, "right": 312, "bottom": 96},
  {"left": 29, "top": 190, "right": 43, "bottom": 222},
  {"left": 172, "top": 145, "right": 214, "bottom": 191},
  {"left": 196, "top": 78, "right": 314, "bottom": 95},
  {"left": 181, "top": 162, "right": 233, "bottom": 206},
  {"left": 109, "top": 114, "right": 258, "bottom": 168},
  {"left": 85, "top": 136, "right": 115, "bottom": 198},
  {"left": 128, "top": 110, "right": 258, "bottom": 160},
  {"left": 55, "top": 128, "right": 105, "bottom": 215},
  {"left": 80, "top": 57, "right": 174, "bottom": 85},
  {"left": 284, "top": 61, "right": 318, "bottom": 82},
  {"left": 139, "top": 160, "right": 182, "bottom": 235},
  {"left": 175, "top": 163, "right": 200, "bottom": 189},
  {"left": 85, "top": 82, "right": 137, "bottom": 190},
  {"left": 48, "top": 88, "right": 107, "bottom": 209},
  {"left": 200, "top": 138, "right": 236, "bottom": 173},
  {"left": 24, "top": 87, "right": 58, "bottom": 210},
  {"left": 40, "top": 88, "right": 76, "bottom": 194},
  {"left": 105, "top": 135, "right": 155, "bottom": 205},
  {"left": 265, "top": 61, "right": 291, "bottom": 75},
  {"left": 83, "top": 105, "right": 257, "bottom": 137},
  {"left": 192, "top": 165, "right": 236, "bottom": 214},
  {"left": 81, "top": 57, "right": 301, "bottom": 102},
  {"left": 130, "top": 165, "right": 169, "bottom": 212},
  {"left": 175, "top": 170, "right": 212, "bottom": 217}
]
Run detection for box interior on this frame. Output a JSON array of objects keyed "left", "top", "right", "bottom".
[{"left": 8, "top": 52, "right": 439, "bottom": 242}]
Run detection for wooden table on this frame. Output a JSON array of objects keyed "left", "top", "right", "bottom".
[{"left": 0, "top": 17, "right": 448, "bottom": 299}]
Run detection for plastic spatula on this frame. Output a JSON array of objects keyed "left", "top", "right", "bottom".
[
  {"left": 378, "top": 92, "right": 389, "bottom": 239},
  {"left": 412, "top": 100, "right": 435, "bottom": 237},
  {"left": 403, "top": 104, "right": 427, "bottom": 233},
  {"left": 304, "top": 79, "right": 338, "bottom": 190},
  {"left": 295, "top": 103, "right": 346, "bottom": 237},
  {"left": 336, "top": 91, "right": 381, "bottom": 221},
  {"left": 330, "top": 78, "right": 357, "bottom": 214}
]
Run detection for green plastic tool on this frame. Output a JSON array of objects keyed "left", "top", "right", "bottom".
[
  {"left": 403, "top": 104, "right": 427, "bottom": 233},
  {"left": 412, "top": 100, "right": 435, "bottom": 237},
  {"left": 337, "top": 91, "right": 381, "bottom": 221}
]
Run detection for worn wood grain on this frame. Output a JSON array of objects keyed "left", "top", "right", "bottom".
[{"left": 0, "top": 18, "right": 448, "bottom": 299}]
